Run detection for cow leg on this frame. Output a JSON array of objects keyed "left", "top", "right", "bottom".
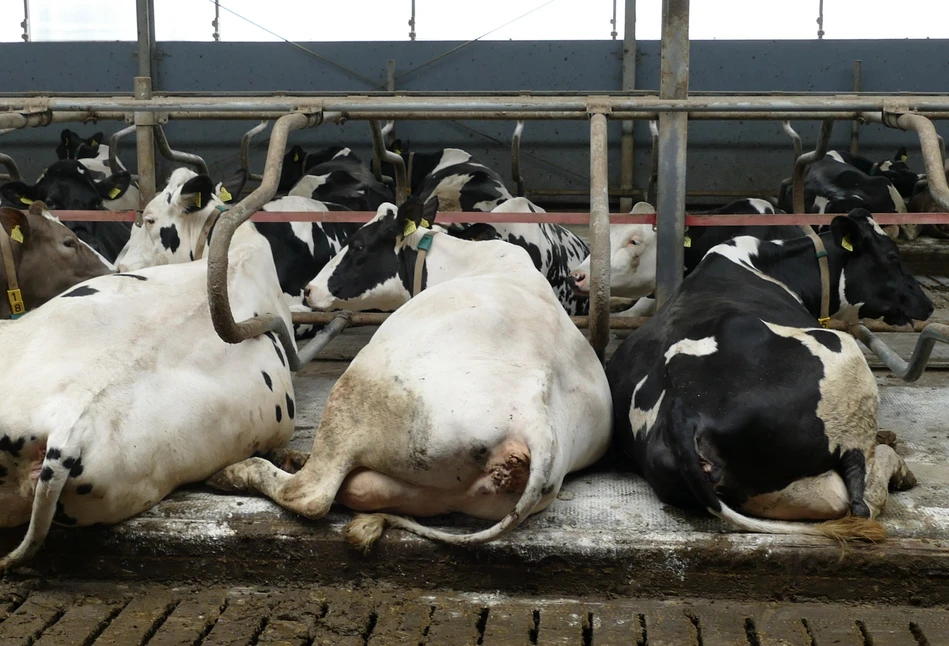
[
  {"left": 838, "top": 448, "right": 870, "bottom": 518},
  {"left": 863, "top": 444, "right": 917, "bottom": 519},
  {"left": 741, "top": 472, "right": 850, "bottom": 521},
  {"left": 265, "top": 448, "right": 310, "bottom": 473}
]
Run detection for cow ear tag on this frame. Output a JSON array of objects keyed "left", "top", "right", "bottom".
[
  {"left": 293, "top": 153, "right": 300, "bottom": 162},
  {"left": 841, "top": 236, "right": 854, "bottom": 252},
  {"left": 107, "top": 187, "right": 121, "bottom": 199},
  {"left": 19, "top": 196, "right": 32, "bottom": 205},
  {"left": 420, "top": 219, "right": 431, "bottom": 229},
  {"left": 10, "top": 225, "right": 24, "bottom": 243},
  {"left": 219, "top": 186, "right": 233, "bottom": 203},
  {"left": 193, "top": 193, "right": 202, "bottom": 209},
  {"left": 683, "top": 235, "right": 691, "bottom": 248},
  {"left": 403, "top": 220, "right": 417, "bottom": 237},
  {"left": 901, "top": 154, "right": 908, "bottom": 162},
  {"left": 91, "top": 139, "right": 99, "bottom": 147}
]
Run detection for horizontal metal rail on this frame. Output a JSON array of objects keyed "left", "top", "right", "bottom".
[{"left": 45, "top": 210, "right": 949, "bottom": 226}]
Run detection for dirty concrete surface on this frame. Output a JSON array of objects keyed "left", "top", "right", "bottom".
[{"left": 2, "top": 278, "right": 949, "bottom": 628}]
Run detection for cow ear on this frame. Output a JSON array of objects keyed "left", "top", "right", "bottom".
[
  {"left": 831, "top": 210, "right": 874, "bottom": 253},
  {"left": 96, "top": 172, "right": 132, "bottom": 201},
  {"left": 178, "top": 175, "right": 215, "bottom": 212},
  {"left": 397, "top": 196, "right": 427, "bottom": 237},
  {"left": 420, "top": 196, "right": 438, "bottom": 228},
  {"left": 451, "top": 223, "right": 497, "bottom": 242},
  {"left": 88, "top": 132, "right": 103, "bottom": 148},
  {"left": 74, "top": 143, "right": 98, "bottom": 160},
  {"left": 56, "top": 129, "right": 76, "bottom": 159},
  {"left": 0, "top": 182, "right": 42, "bottom": 208},
  {"left": 287, "top": 145, "right": 305, "bottom": 166},
  {"left": 390, "top": 138, "right": 403, "bottom": 155},
  {"left": 895, "top": 146, "right": 908, "bottom": 163},
  {"left": 215, "top": 169, "right": 248, "bottom": 204},
  {"left": 0, "top": 207, "right": 30, "bottom": 243}
]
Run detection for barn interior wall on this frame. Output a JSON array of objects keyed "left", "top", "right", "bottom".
[{"left": 1, "top": 39, "right": 946, "bottom": 207}]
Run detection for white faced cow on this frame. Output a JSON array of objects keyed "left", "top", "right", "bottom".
[
  {"left": 607, "top": 209, "right": 932, "bottom": 540},
  {"left": 0, "top": 215, "right": 296, "bottom": 572},
  {"left": 209, "top": 198, "right": 613, "bottom": 550}
]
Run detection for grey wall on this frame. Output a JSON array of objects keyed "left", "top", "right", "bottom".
[{"left": 1, "top": 39, "right": 947, "bottom": 207}]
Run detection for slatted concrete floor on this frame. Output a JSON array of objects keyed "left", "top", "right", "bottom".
[{"left": 1, "top": 580, "right": 948, "bottom": 645}]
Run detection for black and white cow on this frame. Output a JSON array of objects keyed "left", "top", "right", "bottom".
[
  {"left": 607, "top": 208, "right": 932, "bottom": 539},
  {"left": 0, "top": 161, "right": 133, "bottom": 263},
  {"left": 115, "top": 168, "right": 360, "bottom": 334},
  {"left": 277, "top": 144, "right": 355, "bottom": 194},
  {"left": 54, "top": 128, "right": 143, "bottom": 213},
  {"left": 55, "top": 129, "right": 104, "bottom": 162},
  {"left": 411, "top": 148, "right": 513, "bottom": 212},
  {"left": 0, "top": 209, "right": 296, "bottom": 571},
  {"left": 288, "top": 151, "right": 394, "bottom": 212},
  {"left": 833, "top": 148, "right": 921, "bottom": 200}
]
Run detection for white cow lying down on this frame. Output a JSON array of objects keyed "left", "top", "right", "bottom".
[
  {"left": 0, "top": 205, "right": 295, "bottom": 571},
  {"left": 209, "top": 198, "right": 613, "bottom": 549}
]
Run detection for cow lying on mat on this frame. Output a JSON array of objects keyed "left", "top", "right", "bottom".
[
  {"left": 607, "top": 209, "right": 932, "bottom": 539},
  {"left": 208, "top": 197, "right": 613, "bottom": 550},
  {"left": 0, "top": 190, "right": 296, "bottom": 571}
]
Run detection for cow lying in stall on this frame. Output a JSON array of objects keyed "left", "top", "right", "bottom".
[
  {"left": 208, "top": 198, "right": 613, "bottom": 550},
  {"left": 0, "top": 202, "right": 112, "bottom": 318},
  {"left": 607, "top": 209, "right": 932, "bottom": 538},
  {"left": 0, "top": 192, "right": 296, "bottom": 572}
]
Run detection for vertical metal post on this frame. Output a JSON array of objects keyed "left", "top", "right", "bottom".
[
  {"left": 21, "top": 0, "right": 30, "bottom": 42},
  {"left": 212, "top": 0, "right": 221, "bottom": 41},
  {"left": 408, "top": 0, "right": 417, "bottom": 40},
  {"left": 655, "top": 0, "right": 689, "bottom": 308},
  {"left": 850, "top": 60, "right": 862, "bottom": 155},
  {"left": 611, "top": 0, "right": 618, "bottom": 39},
  {"left": 619, "top": 0, "right": 637, "bottom": 212},
  {"left": 589, "top": 112, "right": 611, "bottom": 362},
  {"left": 817, "top": 0, "right": 825, "bottom": 39},
  {"left": 135, "top": 0, "right": 157, "bottom": 211}
]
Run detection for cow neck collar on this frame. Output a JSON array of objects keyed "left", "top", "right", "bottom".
[
  {"left": 193, "top": 204, "right": 229, "bottom": 260},
  {"left": 803, "top": 227, "right": 832, "bottom": 327},
  {"left": 0, "top": 226, "right": 25, "bottom": 319},
  {"left": 411, "top": 230, "right": 436, "bottom": 297}
]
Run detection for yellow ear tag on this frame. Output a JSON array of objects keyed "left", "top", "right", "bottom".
[
  {"left": 19, "top": 196, "right": 32, "bottom": 205},
  {"left": 393, "top": 148, "right": 401, "bottom": 155},
  {"left": 107, "top": 187, "right": 121, "bottom": 199},
  {"left": 91, "top": 139, "right": 99, "bottom": 146},
  {"left": 194, "top": 193, "right": 202, "bottom": 208},
  {"left": 841, "top": 236, "right": 854, "bottom": 252},
  {"left": 10, "top": 225, "right": 24, "bottom": 243},
  {"left": 683, "top": 235, "right": 692, "bottom": 248},
  {"left": 219, "top": 186, "right": 233, "bottom": 203},
  {"left": 406, "top": 187, "right": 412, "bottom": 195},
  {"left": 403, "top": 220, "right": 417, "bottom": 237},
  {"left": 293, "top": 153, "right": 300, "bottom": 162},
  {"left": 420, "top": 219, "right": 431, "bottom": 229},
  {"left": 900, "top": 155, "right": 908, "bottom": 162}
]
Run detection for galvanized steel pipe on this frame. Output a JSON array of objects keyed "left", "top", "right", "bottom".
[
  {"left": 589, "top": 112, "right": 612, "bottom": 361},
  {"left": 369, "top": 120, "right": 406, "bottom": 205},
  {"left": 240, "top": 121, "right": 269, "bottom": 182},
  {"left": 0, "top": 154, "right": 21, "bottom": 182},
  {"left": 792, "top": 118, "right": 834, "bottom": 215},
  {"left": 108, "top": 125, "right": 136, "bottom": 175},
  {"left": 850, "top": 323, "right": 949, "bottom": 382},
  {"left": 154, "top": 124, "right": 209, "bottom": 175},
  {"left": 134, "top": 77, "right": 157, "bottom": 209},
  {"left": 511, "top": 121, "right": 524, "bottom": 196}
]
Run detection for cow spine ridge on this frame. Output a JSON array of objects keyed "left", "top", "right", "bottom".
[
  {"left": 0, "top": 448, "right": 73, "bottom": 572},
  {"left": 342, "top": 430, "right": 555, "bottom": 550},
  {"left": 669, "top": 397, "right": 887, "bottom": 543}
]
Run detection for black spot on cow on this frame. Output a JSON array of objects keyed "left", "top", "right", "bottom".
[
  {"left": 806, "top": 329, "right": 843, "bottom": 352},
  {"left": 189, "top": 251, "right": 194, "bottom": 261},
  {"left": 46, "top": 447, "right": 62, "bottom": 460},
  {"left": 166, "top": 192, "right": 172, "bottom": 204},
  {"left": 264, "top": 331, "right": 286, "bottom": 367},
  {"left": 53, "top": 501, "right": 78, "bottom": 526},
  {"left": 262, "top": 371, "right": 273, "bottom": 390},
  {"left": 160, "top": 225, "right": 181, "bottom": 253},
  {"left": 275, "top": 405, "right": 283, "bottom": 423},
  {"left": 0, "top": 436, "right": 25, "bottom": 457},
  {"left": 63, "top": 457, "right": 84, "bottom": 478},
  {"left": 115, "top": 273, "right": 148, "bottom": 281},
  {"left": 541, "top": 484, "right": 556, "bottom": 496},
  {"left": 285, "top": 393, "right": 295, "bottom": 419},
  {"left": 76, "top": 483, "right": 93, "bottom": 495},
  {"left": 62, "top": 285, "right": 99, "bottom": 298},
  {"left": 40, "top": 466, "right": 55, "bottom": 482}
]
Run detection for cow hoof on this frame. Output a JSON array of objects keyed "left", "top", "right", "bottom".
[
  {"left": 892, "top": 465, "right": 918, "bottom": 491},
  {"left": 206, "top": 465, "right": 248, "bottom": 492},
  {"left": 267, "top": 448, "right": 309, "bottom": 473},
  {"left": 851, "top": 500, "right": 871, "bottom": 518},
  {"left": 876, "top": 431, "right": 898, "bottom": 447},
  {"left": 343, "top": 514, "right": 387, "bottom": 554}
]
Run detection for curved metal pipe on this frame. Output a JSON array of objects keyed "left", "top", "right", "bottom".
[
  {"left": 646, "top": 120, "right": 659, "bottom": 205},
  {"left": 851, "top": 323, "right": 949, "bottom": 382},
  {"left": 511, "top": 120, "right": 525, "bottom": 196},
  {"left": 206, "top": 111, "right": 327, "bottom": 367},
  {"left": 153, "top": 124, "right": 209, "bottom": 175},
  {"left": 108, "top": 125, "right": 136, "bottom": 175},
  {"left": 240, "top": 120, "right": 269, "bottom": 182},
  {"left": 0, "top": 153, "right": 21, "bottom": 182},
  {"left": 792, "top": 118, "right": 835, "bottom": 214},
  {"left": 369, "top": 119, "right": 406, "bottom": 205},
  {"left": 782, "top": 120, "right": 802, "bottom": 162}
]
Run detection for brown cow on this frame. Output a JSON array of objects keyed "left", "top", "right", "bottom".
[{"left": 0, "top": 202, "right": 112, "bottom": 318}]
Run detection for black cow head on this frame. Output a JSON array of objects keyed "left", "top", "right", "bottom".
[
  {"left": 871, "top": 147, "right": 921, "bottom": 199},
  {"left": 0, "top": 161, "right": 130, "bottom": 211},
  {"left": 277, "top": 145, "right": 356, "bottom": 194},
  {"left": 831, "top": 208, "right": 933, "bottom": 325},
  {"left": 56, "top": 129, "right": 104, "bottom": 161},
  {"left": 304, "top": 197, "right": 439, "bottom": 312}
]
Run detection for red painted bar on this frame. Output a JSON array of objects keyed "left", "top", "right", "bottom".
[{"left": 47, "top": 210, "right": 949, "bottom": 226}]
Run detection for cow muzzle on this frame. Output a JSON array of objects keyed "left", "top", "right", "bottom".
[{"left": 569, "top": 270, "right": 590, "bottom": 296}]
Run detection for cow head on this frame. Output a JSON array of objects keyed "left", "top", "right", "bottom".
[
  {"left": 569, "top": 202, "right": 658, "bottom": 299},
  {"left": 0, "top": 203, "right": 112, "bottom": 316},
  {"left": 831, "top": 208, "right": 933, "bottom": 326},
  {"left": 0, "top": 161, "right": 131, "bottom": 211},
  {"left": 304, "top": 198, "right": 439, "bottom": 311},
  {"left": 278, "top": 145, "right": 355, "bottom": 194},
  {"left": 115, "top": 168, "right": 243, "bottom": 271},
  {"left": 872, "top": 147, "right": 922, "bottom": 199},
  {"left": 55, "top": 129, "right": 104, "bottom": 161}
]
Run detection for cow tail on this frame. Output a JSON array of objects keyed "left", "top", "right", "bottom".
[
  {"left": 342, "top": 431, "right": 555, "bottom": 553},
  {"left": 0, "top": 448, "right": 75, "bottom": 573},
  {"left": 669, "top": 397, "right": 886, "bottom": 543}
]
